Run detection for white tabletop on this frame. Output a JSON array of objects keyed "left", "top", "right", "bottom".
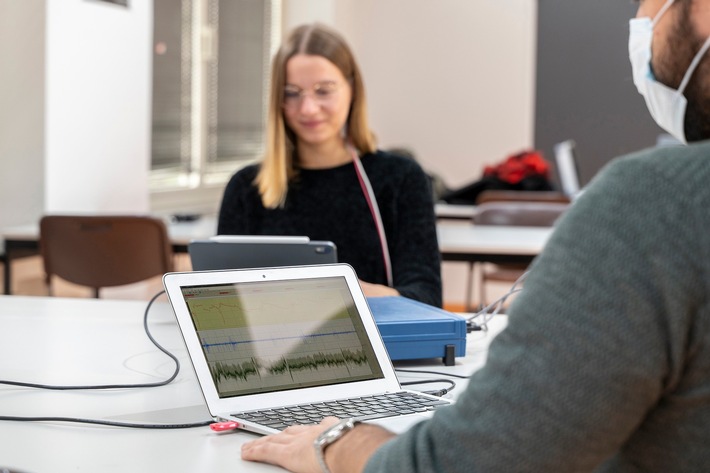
[
  {"left": 0, "top": 296, "right": 506, "bottom": 473},
  {"left": 437, "top": 223, "right": 552, "bottom": 256},
  {"left": 0, "top": 217, "right": 218, "bottom": 246},
  {"left": 166, "top": 215, "right": 218, "bottom": 246},
  {"left": 3, "top": 218, "right": 551, "bottom": 257},
  {"left": 434, "top": 203, "right": 477, "bottom": 220}
]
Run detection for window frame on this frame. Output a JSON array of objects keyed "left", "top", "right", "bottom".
[{"left": 150, "top": 0, "right": 282, "bottom": 216}]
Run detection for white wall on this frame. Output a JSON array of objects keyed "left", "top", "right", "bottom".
[
  {"left": 44, "top": 0, "right": 152, "bottom": 213},
  {"left": 0, "top": 0, "right": 46, "bottom": 231}
]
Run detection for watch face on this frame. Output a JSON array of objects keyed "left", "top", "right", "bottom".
[
  {"left": 325, "top": 428, "right": 343, "bottom": 441},
  {"left": 320, "top": 419, "right": 355, "bottom": 446}
]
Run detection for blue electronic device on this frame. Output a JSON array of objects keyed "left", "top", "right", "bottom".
[{"left": 367, "top": 296, "right": 467, "bottom": 366}]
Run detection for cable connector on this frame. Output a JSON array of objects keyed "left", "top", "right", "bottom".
[{"left": 466, "top": 320, "right": 482, "bottom": 332}]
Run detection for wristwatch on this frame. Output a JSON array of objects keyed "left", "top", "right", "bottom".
[{"left": 313, "top": 418, "right": 361, "bottom": 473}]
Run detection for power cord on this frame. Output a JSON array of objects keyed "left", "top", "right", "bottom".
[
  {"left": 396, "top": 368, "right": 470, "bottom": 380},
  {"left": 397, "top": 368, "right": 471, "bottom": 397},
  {"left": 0, "top": 291, "right": 178, "bottom": 390},
  {"left": 400, "top": 378, "right": 456, "bottom": 397},
  {"left": 466, "top": 271, "right": 530, "bottom": 332},
  {"left": 0, "top": 291, "right": 214, "bottom": 429},
  {"left": 0, "top": 416, "right": 212, "bottom": 429}
]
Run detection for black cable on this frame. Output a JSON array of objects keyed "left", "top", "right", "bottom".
[
  {"left": 467, "top": 271, "right": 530, "bottom": 330},
  {"left": 0, "top": 292, "right": 214, "bottom": 429},
  {"left": 467, "top": 320, "right": 483, "bottom": 332},
  {"left": 396, "top": 368, "right": 470, "bottom": 379},
  {"left": 401, "top": 378, "right": 455, "bottom": 390},
  {"left": 0, "top": 415, "right": 212, "bottom": 429},
  {"left": 0, "top": 290, "right": 179, "bottom": 390},
  {"left": 400, "top": 378, "right": 456, "bottom": 397}
]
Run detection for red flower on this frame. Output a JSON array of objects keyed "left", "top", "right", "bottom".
[{"left": 483, "top": 151, "right": 550, "bottom": 184}]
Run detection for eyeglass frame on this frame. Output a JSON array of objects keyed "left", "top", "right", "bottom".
[{"left": 281, "top": 80, "right": 347, "bottom": 110}]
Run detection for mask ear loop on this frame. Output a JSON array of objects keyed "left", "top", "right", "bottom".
[
  {"left": 350, "top": 146, "right": 394, "bottom": 287},
  {"left": 677, "top": 36, "right": 710, "bottom": 95},
  {"left": 651, "top": 0, "right": 675, "bottom": 28}
]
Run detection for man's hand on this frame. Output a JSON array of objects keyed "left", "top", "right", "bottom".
[
  {"left": 241, "top": 419, "right": 338, "bottom": 473},
  {"left": 241, "top": 417, "right": 395, "bottom": 473}
]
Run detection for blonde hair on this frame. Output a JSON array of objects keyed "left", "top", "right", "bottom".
[{"left": 256, "top": 23, "right": 377, "bottom": 208}]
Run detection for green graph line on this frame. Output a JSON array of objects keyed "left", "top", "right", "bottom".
[
  {"left": 211, "top": 358, "right": 261, "bottom": 382},
  {"left": 210, "top": 349, "right": 368, "bottom": 384},
  {"left": 269, "top": 349, "right": 368, "bottom": 375}
]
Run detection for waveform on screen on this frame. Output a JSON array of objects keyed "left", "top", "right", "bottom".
[
  {"left": 210, "top": 349, "right": 368, "bottom": 384},
  {"left": 211, "top": 358, "right": 260, "bottom": 382},
  {"left": 269, "top": 349, "right": 368, "bottom": 375}
]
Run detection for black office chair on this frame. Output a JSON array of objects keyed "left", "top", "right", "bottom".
[{"left": 39, "top": 215, "right": 174, "bottom": 298}]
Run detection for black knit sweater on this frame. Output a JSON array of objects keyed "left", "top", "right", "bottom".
[{"left": 217, "top": 150, "right": 442, "bottom": 307}]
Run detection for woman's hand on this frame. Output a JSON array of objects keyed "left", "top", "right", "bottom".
[{"left": 358, "top": 280, "right": 400, "bottom": 298}]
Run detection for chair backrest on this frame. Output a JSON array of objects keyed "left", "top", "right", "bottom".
[
  {"left": 475, "top": 189, "right": 570, "bottom": 205},
  {"left": 473, "top": 201, "right": 569, "bottom": 227},
  {"left": 553, "top": 140, "right": 582, "bottom": 198},
  {"left": 39, "top": 215, "right": 174, "bottom": 296}
]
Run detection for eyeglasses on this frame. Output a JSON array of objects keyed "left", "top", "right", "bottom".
[{"left": 282, "top": 81, "right": 340, "bottom": 110}]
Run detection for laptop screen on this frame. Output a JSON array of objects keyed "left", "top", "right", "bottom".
[{"left": 180, "top": 276, "right": 385, "bottom": 398}]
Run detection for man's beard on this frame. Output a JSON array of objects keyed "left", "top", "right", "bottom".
[{"left": 653, "top": 2, "right": 710, "bottom": 142}]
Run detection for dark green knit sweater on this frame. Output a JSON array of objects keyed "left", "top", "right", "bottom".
[{"left": 366, "top": 140, "right": 710, "bottom": 472}]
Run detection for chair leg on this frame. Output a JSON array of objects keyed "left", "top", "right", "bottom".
[
  {"left": 465, "top": 262, "right": 474, "bottom": 313},
  {"left": 93, "top": 287, "right": 100, "bottom": 298}
]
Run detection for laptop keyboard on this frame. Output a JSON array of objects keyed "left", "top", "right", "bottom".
[{"left": 233, "top": 392, "right": 450, "bottom": 431}]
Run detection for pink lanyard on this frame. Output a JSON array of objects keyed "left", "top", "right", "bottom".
[{"left": 350, "top": 147, "right": 393, "bottom": 287}]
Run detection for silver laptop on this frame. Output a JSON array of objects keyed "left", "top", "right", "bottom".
[
  {"left": 163, "top": 264, "right": 452, "bottom": 435},
  {"left": 188, "top": 235, "right": 337, "bottom": 271}
]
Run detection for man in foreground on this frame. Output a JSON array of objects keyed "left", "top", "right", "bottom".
[{"left": 242, "top": 1, "right": 710, "bottom": 471}]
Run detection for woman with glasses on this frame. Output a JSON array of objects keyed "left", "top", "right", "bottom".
[{"left": 217, "top": 23, "right": 441, "bottom": 307}]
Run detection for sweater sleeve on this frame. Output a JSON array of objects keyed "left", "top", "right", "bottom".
[
  {"left": 387, "top": 159, "right": 442, "bottom": 307},
  {"left": 365, "top": 153, "right": 708, "bottom": 472}
]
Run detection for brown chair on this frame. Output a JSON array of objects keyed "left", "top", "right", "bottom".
[
  {"left": 469, "top": 200, "right": 569, "bottom": 309},
  {"left": 39, "top": 215, "right": 174, "bottom": 298}
]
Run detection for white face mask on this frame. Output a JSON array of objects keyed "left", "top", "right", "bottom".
[{"left": 629, "top": 0, "right": 710, "bottom": 144}]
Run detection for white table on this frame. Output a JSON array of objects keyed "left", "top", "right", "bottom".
[
  {"left": 437, "top": 223, "right": 552, "bottom": 310},
  {"left": 437, "top": 223, "right": 552, "bottom": 263},
  {"left": 434, "top": 203, "right": 477, "bottom": 220},
  {"left": 0, "top": 296, "right": 506, "bottom": 473},
  {"left": 1, "top": 217, "right": 219, "bottom": 295},
  {"left": 2, "top": 217, "right": 551, "bottom": 295}
]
